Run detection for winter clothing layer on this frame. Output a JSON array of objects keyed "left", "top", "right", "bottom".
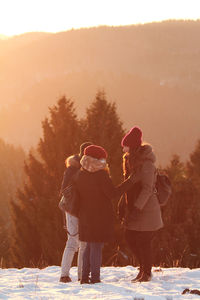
[
  {"left": 125, "top": 229, "right": 155, "bottom": 276},
  {"left": 123, "top": 144, "right": 163, "bottom": 232},
  {"left": 60, "top": 213, "right": 86, "bottom": 279},
  {"left": 60, "top": 155, "right": 80, "bottom": 195},
  {"left": 80, "top": 155, "right": 107, "bottom": 173},
  {"left": 82, "top": 242, "right": 103, "bottom": 282},
  {"left": 76, "top": 158, "right": 134, "bottom": 243}
]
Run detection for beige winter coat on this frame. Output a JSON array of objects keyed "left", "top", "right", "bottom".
[{"left": 124, "top": 144, "right": 163, "bottom": 231}]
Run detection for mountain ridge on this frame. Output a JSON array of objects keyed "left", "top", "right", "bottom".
[{"left": 0, "top": 20, "right": 200, "bottom": 165}]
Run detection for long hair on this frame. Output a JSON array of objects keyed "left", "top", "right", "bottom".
[{"left": 123, "top": 143, "right": 150, "bottom": 176}]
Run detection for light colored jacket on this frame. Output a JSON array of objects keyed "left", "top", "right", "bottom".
[{"left": 124, "top": 144, "right": 163, "bottom": 231}]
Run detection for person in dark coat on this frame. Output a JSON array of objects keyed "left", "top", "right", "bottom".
[
  {"left": 76, "top": 144, "right": 135, "bottom": 284},
  {"left": 59, "top": 142, "right": 92, "bottom": 283},
  {"left": 119, "top": 126, "right": 163, "bottom": 282}
]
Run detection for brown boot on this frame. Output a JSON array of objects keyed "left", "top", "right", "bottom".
[
  {"left": 59, "top": 276, "right": 72, "bottom": 283},
  {"left": 138, "top": 272, "right": 152, "bottom": 282},
  {"left": 131, "top": 268, "right": 143, "bottom": 283}
]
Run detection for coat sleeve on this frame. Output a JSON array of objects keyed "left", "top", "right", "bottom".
[
  {"left": 101, "top": 171, "right": 140, "bottom": 200},
  {"left": 60, "top": 167, "right": 75, "bottom": 195},
  {"left": 133, "top": 160, "right": 155, "bottom": 210}
]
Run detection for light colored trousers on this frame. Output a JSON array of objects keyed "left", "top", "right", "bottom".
[{"left": 60, "top": 212, "right": 86, "bottom": 280}]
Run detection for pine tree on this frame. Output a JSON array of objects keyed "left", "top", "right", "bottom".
[
  {"left": 83, "top": 90, "right": 125, "bottom": 184},
  {"left": 82, "top": 91, "right": 126, "bottom": 265},
  {"left": 153, "top": 154, "right": 200, "bottom": 268},
  {"left": 10, "top": 96, "right": 82, "bottom": 267},
  {"left": 186, "top": 140, "right": 200, "bottom": 266},
  {"left": 187, "top": 139, "right": 200, "bottom": 190},
  {"left": 0, "top": 139, "right": 26, "bottom": 267}
]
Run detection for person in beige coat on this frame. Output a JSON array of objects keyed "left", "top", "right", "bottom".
[{"left": 119, "top": 126, "right": 163, "bottom": 282}]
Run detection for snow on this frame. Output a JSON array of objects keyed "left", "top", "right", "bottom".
[{"left": 0, "top": 266, "right": 199, "bottom": 299}]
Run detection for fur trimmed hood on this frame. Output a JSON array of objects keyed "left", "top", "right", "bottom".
[
  {"left": 66, "top": 154, "right": 80, "bottom": 168},
  {"left": 123, "top": 144, "right": 156, "bottom": 175},
  {"left": 80, "top": 155, "right": 107, "bottom": 173},
  {"left": 124, "top": 144, "right": 156, "bottom": 164},
  {"left": 138, "top": 144, "right": 156, "bottom": 163}
]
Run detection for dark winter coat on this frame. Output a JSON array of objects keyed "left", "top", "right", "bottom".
[
  {"left": 60, "top": 154, "right": 80, "bottom": 195},
  {"left": 76, "top": 164, "right": 134, "bottom": 243},
  {"left": 123, "top": 144, "right": 163, "bottom": 231}
]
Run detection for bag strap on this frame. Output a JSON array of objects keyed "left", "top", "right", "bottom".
[{"left": 152, "top": 168, "right": 158, "bottom": 195}]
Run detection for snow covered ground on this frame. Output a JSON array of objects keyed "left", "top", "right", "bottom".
[{"left": 0, "top": 266, "right": 199, "bottom": 299}]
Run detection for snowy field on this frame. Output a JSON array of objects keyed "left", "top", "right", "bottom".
[{"left": 0, "top": 266, "right": 200, "bottom": 299}]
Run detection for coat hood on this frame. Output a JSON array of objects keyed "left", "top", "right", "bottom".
[
  {"left": 123, "top": 144, "right": 156, "bottom": 175},
  {"left": 66, "top": 154, "right": 80, "bottom": 168},
  {"left": 139, "top": 144, "right": 156, "bottom": 163}
]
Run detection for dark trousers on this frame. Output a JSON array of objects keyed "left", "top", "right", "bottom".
[
  {"left": 82, "top": 242, "right": 103, "bottom": 281},
  {"left": 125, "top": 229, "right": 155, "bottom": 275}
]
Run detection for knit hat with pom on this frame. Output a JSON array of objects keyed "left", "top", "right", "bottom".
[{"left": 121, "top": 126, "right": 142, "bottom": 149}]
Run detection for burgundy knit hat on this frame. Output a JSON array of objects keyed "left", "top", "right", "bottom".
[
  {"left": 84, "top": 145, "right": 108, "bottom": 159},
  {"left": 121, "top": 126, "right": 142, "bottom": 149}
]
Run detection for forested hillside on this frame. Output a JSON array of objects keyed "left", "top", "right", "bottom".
[{"left": 0, "top": 20, "right": 200, "bottom": 165}]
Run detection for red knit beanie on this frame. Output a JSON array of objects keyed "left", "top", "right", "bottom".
[
  {"left": 84, "top": 145, "right": 108, "bottom": 159},
  {"left": 121, "top": 126, "right": 142, "bottom": 149}
]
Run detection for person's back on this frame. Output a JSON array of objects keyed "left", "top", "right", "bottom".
[
  {"left": 75, "top": 145, "right": 135, "bottom": 284},
  {"left": 76, "top": 168, "right": 114, "bottom": 243}
]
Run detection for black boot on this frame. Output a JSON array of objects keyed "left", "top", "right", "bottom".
[
  {"left": 80, "top": 277, "right": 90, "bottom": 284},
  {"left": 91, "top": 279, "right": 101, "bottom": 284}
]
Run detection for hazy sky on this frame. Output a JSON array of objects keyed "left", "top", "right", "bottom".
[{"left": 0, "top": 0, "right": 199, "bottom": 36}]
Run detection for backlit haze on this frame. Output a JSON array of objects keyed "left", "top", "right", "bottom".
[{"left": 0, "top": 0, "right": 200, "bottom": 37}]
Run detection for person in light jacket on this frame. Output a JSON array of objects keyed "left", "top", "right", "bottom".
[
  {"left": 119, "top": 126, "right": 163, "bottom": 282},
  {"left": 75, "top": 145, "right": 135, "bottom": 284},
  {"left": 59, "top": 142, "right": 92, "bottom": 283}
]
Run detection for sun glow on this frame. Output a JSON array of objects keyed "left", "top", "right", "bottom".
[{"left": 0, "top": 0, "right": 200, "bottom": 37}]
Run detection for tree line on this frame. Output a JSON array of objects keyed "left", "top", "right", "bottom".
[{"left": 1, "top": 91, "right": 200, "bottom": 268}]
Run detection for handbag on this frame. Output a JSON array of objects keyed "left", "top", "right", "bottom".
[
  {"left": 59, "top": 170, "right": 80, "bottom": 217},
  {"left": 155, "top": 171, "right": 172, "bottom": 206}
]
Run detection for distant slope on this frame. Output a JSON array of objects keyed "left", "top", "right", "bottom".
[{"left": 0, "top": 21, "right": 200, "bottom": 165}]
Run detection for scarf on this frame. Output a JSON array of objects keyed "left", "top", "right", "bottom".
[{"left": 80, "top": 155, "right": 107, "bottom": 173}]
